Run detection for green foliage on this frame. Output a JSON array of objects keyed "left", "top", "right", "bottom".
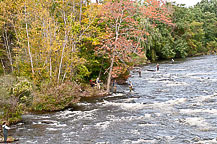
[
  {"left": 11, "top": 78, "right": 33, "bottom": 106},
  {"left": 174, "top": 39, "right": 188, "bottom": 58},
  {"left": 0, "top": 75, "right": 25, "bottom": 124},
  {"left": 132, "top": 54, "right": 148, "bottom": 66},
  {"left": 73, "top": 64, "right": 91, "bottom": 81},
  {"left": 207, "top": 40, "right": 217, "bottom": 53},
  {"left": 32, "top": 81, "right": 81, "bottom": 111}
]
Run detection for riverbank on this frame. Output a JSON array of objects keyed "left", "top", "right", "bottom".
[{"left": 0, "top": 75, "right": 108, "bottom": 125}]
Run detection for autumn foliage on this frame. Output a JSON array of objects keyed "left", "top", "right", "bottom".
[{"left": 97, "top": 0, "right": 173, "bottom": 92}]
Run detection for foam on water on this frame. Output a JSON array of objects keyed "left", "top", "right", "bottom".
[
  {"left": 71, "top": 110, "right": 97, "bottom": 121},
  {"left": 196, "top": 138, "right": 217, "bottom": 144},
  {"left": 95, "top": 121, "right": 111, "bottom": 130},
  {"left": 25, "top": 140, "right": 37, "bottom": 144},
  {"left": 32, "top": 121, "right": 42, "bottom": 125},
  {"left": 129, "top": 129, "right": 140, "bottom": 135},
  {"left": 57, "top": 109, "right": 98, "bottom": 121},
  {"left": 180, "top": 109, "right": 217, "bottom": 115},
  {"left": 77, "top": 102, "right": 91, "bottom": 106},
  {"left": 150, "top": 98, "right": 187, "bottom": 112},
  {"left": 166, "top": 82, "right": 189, "bottom": 87},
  {"left": 50, "top": 122, "right": 67, "bottom": 127},
  {"left": 81, "top": 124, "right": 92, "bottom": 131},
  {"left": 210, "top": 79, "right": 217, "bottom": 82},
  {"left": 192, "top": 93, "right": 217, "bottom": 102},
  {"left": 111, "top": 93, "right": 125, "bottom": 97},
  {"left": 62, "top": 131, "right": 76, "bottom": 138},
  {"left": 46, "top": 127, "right": 59, "bottom": 131},
  {"left": 138, "top": 123, "right": 157, "bottom": 127},
  {"left": 109, "top": 115, "right": 147, "bottom": 123},
  {"left": 102, "top": 100, "right": 145, "bottom": 111},
  {"left": 96, "top": 142, "right": 110, "bottom": 144},
  {"left": 56, "top": 109, "right": 76, "bottom": 118},
  {"left": 170, "top": 68, "right": 186, "bottom": 71},
  {"left": 184, "top": 117, "right": 210, "bottom": 127},
  {"left": 131, "top": 139, "right": 157, "bottom": 144},
  {"left": 187, "top": 72, "right": 212, "bottom": 76}
]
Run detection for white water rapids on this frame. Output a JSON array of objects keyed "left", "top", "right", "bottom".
[{"left": 11, "top": 55, "right": 217, "bottom": 144}]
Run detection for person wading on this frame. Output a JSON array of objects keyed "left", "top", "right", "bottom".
[
  {"left": 129, "top": 81, "right": 133, "bottom": 92},
  {"left": 138, "top": 69, "right": 142, "bottom": 77},
  {"left": 112, "top": 80, "right": 117, "bottom": 93},
  {"left": 156, "top": 63, "right": 159, "bottom": 71},
  {"left": 2, "top": 122, "right": 10, "bottom": 143},
  {"left": 171, "top": 59, "right": 174, "bottom": 64}
]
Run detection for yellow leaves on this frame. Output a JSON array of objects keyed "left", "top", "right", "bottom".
[
  {"left": 1, "top": 0, "right": 108, "bottom": 83},
  {"left": 92, "top": 39, "right": 100, "bottom": 45},
  {"left": 81, "top": 18, "right": 90, "bottom": 24}
]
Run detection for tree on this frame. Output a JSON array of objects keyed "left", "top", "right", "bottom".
[
  {"left": 3, "top": 0, "right": 100, "bottom": 85},
  {"left": 97, "top": 0, "right": 173, "bottom": 93}
]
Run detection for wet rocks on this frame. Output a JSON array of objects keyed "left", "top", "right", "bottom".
[
  {"left": 41, "top": 120, "right": 54, "bottom": 125},
  {"left": 192, "top": 136, "right": 201, "bottom": 142}
]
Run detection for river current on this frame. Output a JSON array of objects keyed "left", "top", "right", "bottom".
[{"left": 11, "top": 55, "right": 217, "bottom": 144}]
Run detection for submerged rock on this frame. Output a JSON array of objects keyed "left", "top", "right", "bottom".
[
  {"left": 192, "top": 136, "right": 201, "bottom": 142},
  {"left": 41, "top": 121, "right": 54, "bottom": 124}
]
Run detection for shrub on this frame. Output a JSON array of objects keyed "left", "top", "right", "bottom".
[
  {"left": 32, "top": 81, "right": 81, "bottom": 111},
  {"left": 0, "top": 75, "right": 32, "bottom": 124}
]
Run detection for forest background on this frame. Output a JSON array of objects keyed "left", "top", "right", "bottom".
[{"left": 0, "top": 0, "right": 216, "bottom": 124}]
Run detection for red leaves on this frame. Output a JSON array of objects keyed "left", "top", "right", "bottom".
[
  {"left": 140, "top": 0, "right": 172, "bottom": 25},
  {"left": 111, "top": 66, "right": 127, "bottom": 78},
  {"left": 96, "top": 0, "right": 173, "bottom": 69}
]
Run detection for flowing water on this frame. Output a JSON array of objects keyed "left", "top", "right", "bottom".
[{"left": 10, "top": 55, "right": 217, "bottom": 144}]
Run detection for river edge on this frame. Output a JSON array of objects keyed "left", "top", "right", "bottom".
[
  {"left": 4, "top": 54, "right": 217, "bottom": 143},
  {"left": 0, "top": 80, "right": 110, "bottom": 124},
  {"left": 1, "top": 53, "right": 213, "bottom": 126},
  {"left": 0, "top": 55, "right": 192, "bottom": 125},
  {"left": 0, "top": 82, "right": 110, "bottom": 143}
]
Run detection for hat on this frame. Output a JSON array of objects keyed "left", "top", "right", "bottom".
[{"left": 2, "top": 121, "right": 6, "bottom": 125}]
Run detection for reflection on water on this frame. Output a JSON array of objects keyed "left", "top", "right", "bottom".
[{"left": 11, "top": 55, "right": 217, "bottom": 144}]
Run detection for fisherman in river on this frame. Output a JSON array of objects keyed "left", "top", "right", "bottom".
[
  {"left": 156, "top": 63, "right": 159, "bottom": 71},
  {"left": 129, "top": 81, "right": 133, "bottom": 92},
  {"left": 171, "top": 59, "right": 174, "bottom": 64},
  {"left": 112, "top": 80, "right": 117, "bottom": 93},
  {"left": 2, "top": 121, "right": 10, "bottom": 143},
  {"left": 138, "top": 69, "right": 142, "bottom": 77}
]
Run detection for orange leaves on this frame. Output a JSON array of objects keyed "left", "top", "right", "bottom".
[
  {"left": 111, "top": 66, "right": 126, "bottom": 78},
  {"left": 145, "top": 31, "right": 150, "bottom": 36},
  {"left": 95, "top": 0, "right": 173, "bottom": 76},
  {"left": 140, "top": 0, "right": 173, "bottom": 26}
]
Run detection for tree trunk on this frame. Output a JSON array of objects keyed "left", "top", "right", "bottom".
[
  {"left": 106, "top": 53, "right": 115, "bottom": 93},
  {"left": 25, "top": 3, "right": 34, "bottom": 75},
  {"left": 106, "top": 16, "right": 120, "bottom": 93},
  {"left": 79, "top": 0, "right": 82, "bottom": 24},
  {"left": 1, "top": 59, "right": 6, "bottom": 75},
  {"left": 3, "top": 27, "right": 13, "bottom": 72},
  {"left": 57, "top": 11, "right": 67, "bottom": 83}
]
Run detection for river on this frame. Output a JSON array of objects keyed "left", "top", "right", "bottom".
[{"left": 10, "top": 55, "right": 217, "bottom": 144}]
